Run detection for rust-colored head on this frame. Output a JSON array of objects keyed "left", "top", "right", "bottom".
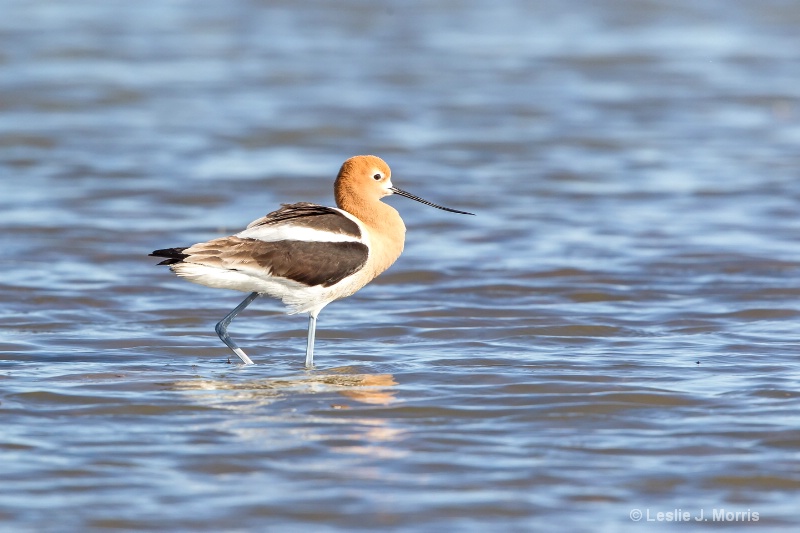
[
  {"left": 334, "top": 155, "right": 474, "bottom": 216},
  {"left": 334, "top": 155, "right": 394, "bottom": 209}
]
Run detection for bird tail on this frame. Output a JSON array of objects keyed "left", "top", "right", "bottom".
[{"left": 150, "top": 247, "right": 189, "bottom": 266}]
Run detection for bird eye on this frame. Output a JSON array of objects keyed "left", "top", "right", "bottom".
[{"left": 373, "top": 173, "right": 382, "bottom": 180}]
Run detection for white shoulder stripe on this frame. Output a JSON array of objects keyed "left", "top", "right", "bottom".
[
  {"left": 332, "top": 208, "right": 371, "bottom": 248},
  {"left": 237, "top": 224, "right": 363, "bottom": 244}
]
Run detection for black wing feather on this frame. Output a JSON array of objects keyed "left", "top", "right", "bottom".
[{"left": 150, "top": 247, "right": 189, "bottom": 265}]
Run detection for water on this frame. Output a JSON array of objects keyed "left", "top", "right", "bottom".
[{"left": 2, "top": 0, "right": 799, "bottom": 531}]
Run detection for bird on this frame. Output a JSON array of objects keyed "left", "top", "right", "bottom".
[{"left": 150, "top": 155, "right": 473, "bottom": 367}]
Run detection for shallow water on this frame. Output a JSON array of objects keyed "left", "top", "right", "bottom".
[{"left": 2, "top": 0, "right": 800, "bottom": 531}]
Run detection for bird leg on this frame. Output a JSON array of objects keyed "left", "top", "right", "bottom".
[
  {"left": 305, "top": 313, "right": 317, "bottom": 368},
  {"left": 215, "top": 292, "right": 259, "bottom": 365}
]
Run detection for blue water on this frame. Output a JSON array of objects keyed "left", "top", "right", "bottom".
[{"left": 2, "top": 1, "right": 800, "bottom": 531}]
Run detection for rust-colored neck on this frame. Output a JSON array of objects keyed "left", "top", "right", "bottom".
[{"left": 335, "top": 174, "right": 406, "bottom": 277}]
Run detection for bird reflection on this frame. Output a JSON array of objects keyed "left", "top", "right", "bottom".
[{"left": 171, "top": 371, "right": 397, "bottom": 407}]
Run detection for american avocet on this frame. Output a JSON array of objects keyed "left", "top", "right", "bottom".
[{"left": 151, "top": 155, "right": 473, "bottom": 367}]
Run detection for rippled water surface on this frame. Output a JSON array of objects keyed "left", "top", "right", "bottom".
[{"left": 2, "top": 0, "right": 800, "bottom": 531}]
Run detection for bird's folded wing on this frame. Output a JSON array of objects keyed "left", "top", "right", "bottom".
[{"left": 182, "top": 236, "right": 368, "bottom": 288}]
